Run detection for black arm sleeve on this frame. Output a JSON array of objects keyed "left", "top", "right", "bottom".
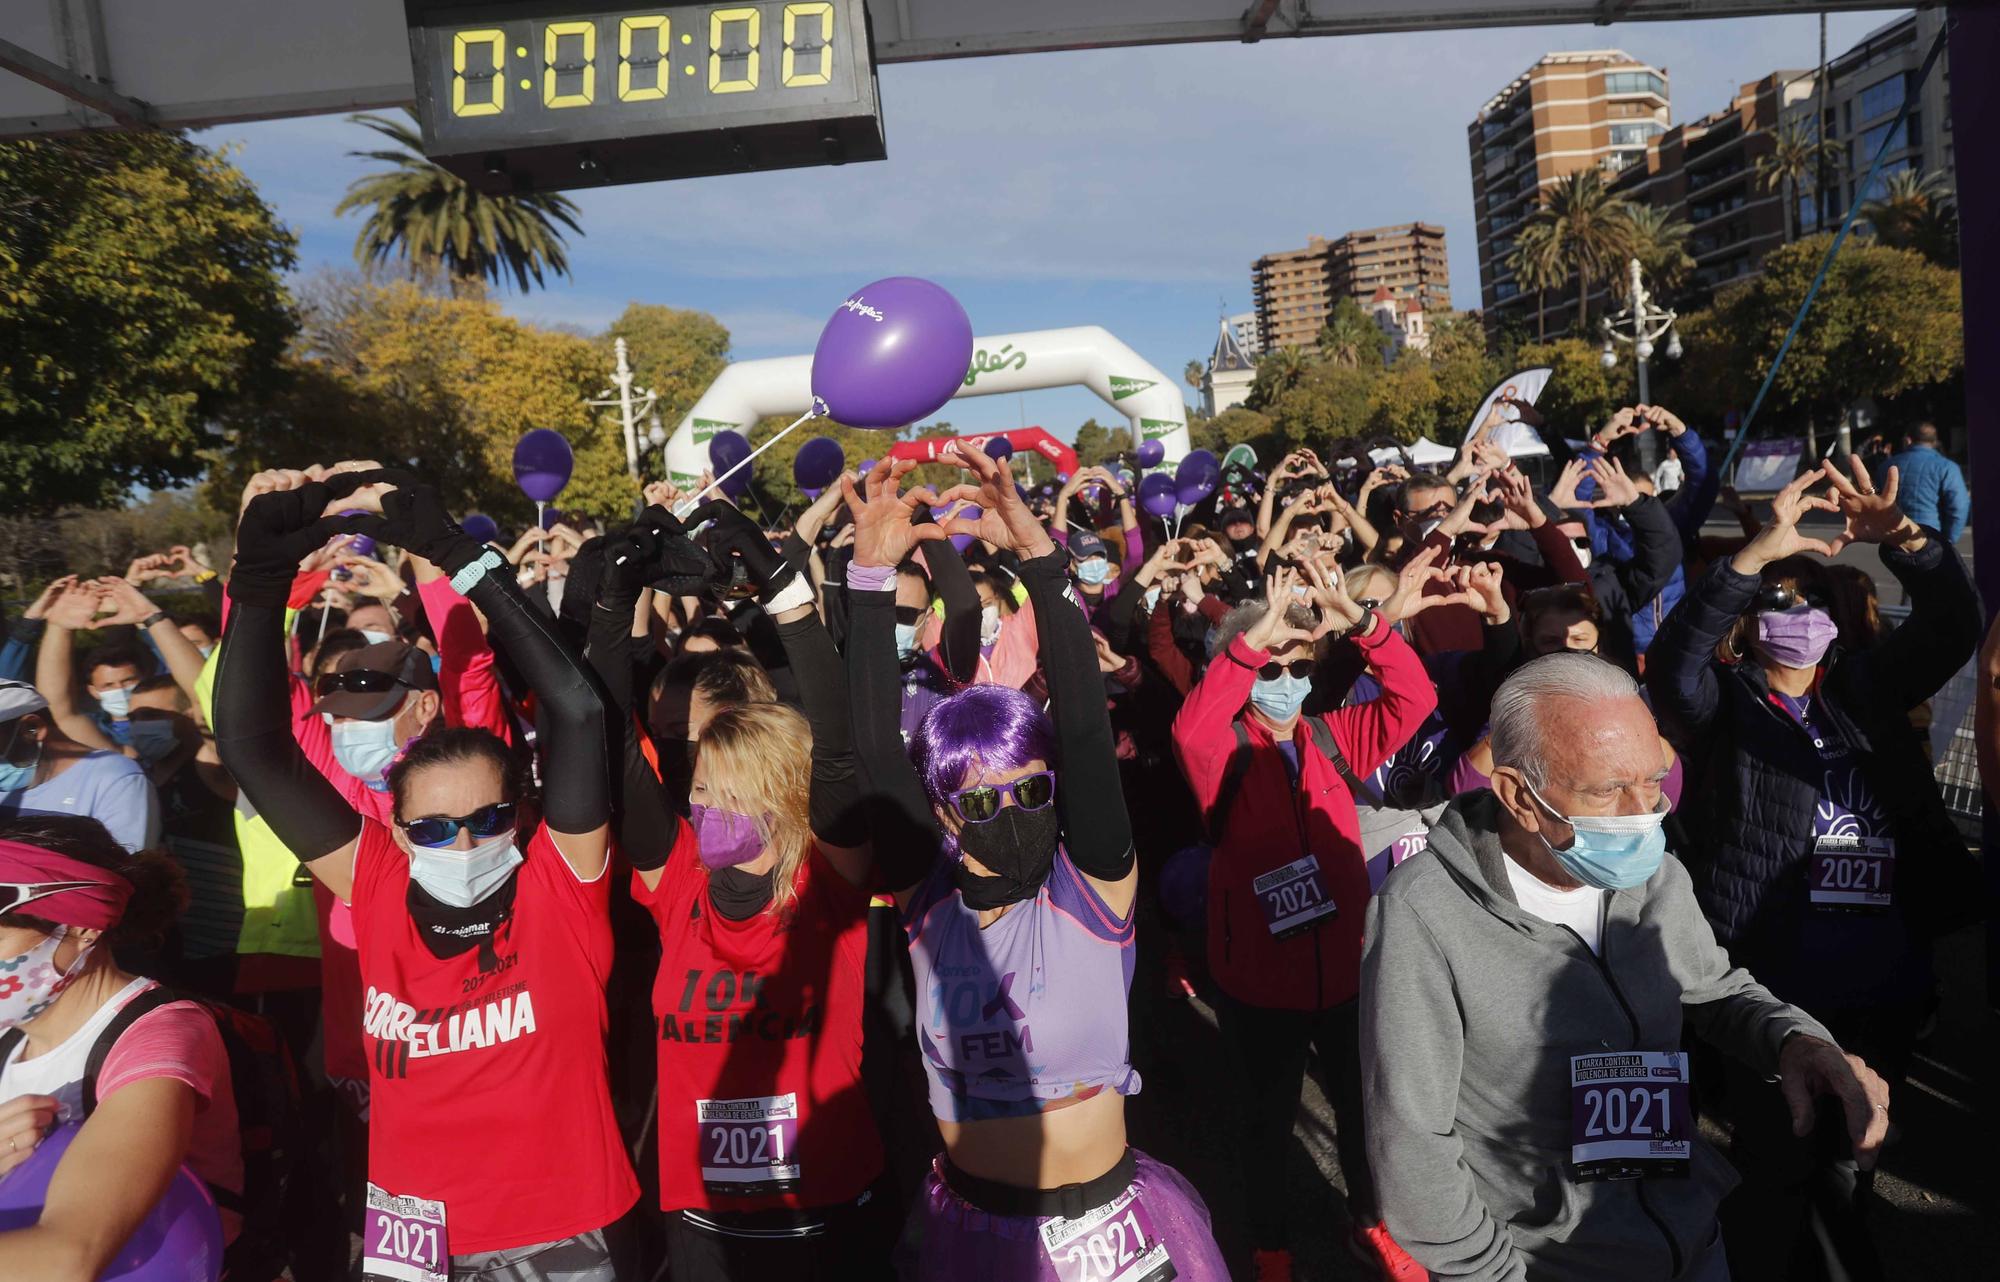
[
  {"left": 213, "top": 600, "right": 363, "bottom": 861},
  {"left": 925, "top": 535, "right": 982, "bottom": 685},
  {"left": 1100, "top": 574, "right": 1146, "bottom": 657},
  {"left": 1019, "top": 552, "right": 1135, "bottom": 880},
  {"left": 587, "top": 584, "right": 683, "bottom": 872},
  {"left": 462, "top": 567, "right": 610, "bottom": 835},
  {"left": 774, "top": 611, "right": 867, "bottom": 848},
  {"left": 1611, "top": 495, "right": 1684, "bottom": 612},
  {"left": 846, "top": 585, "right": 942, "bottom": 893}
]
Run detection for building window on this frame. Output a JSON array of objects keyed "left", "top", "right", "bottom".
[
  {"left": 1857, "top": 73, "right": 1907, "bottom": 125},
  {"left": 1604, "top": 70, "right": 1666, "bottom": 97},
  {"left": 1855, "top": 114, "right": 1915, "bottom": 165},
  {"left": 1609, "top": 121, "right": 1662, "bottom": 147},
  {"left": 1858, "top": 156, "right": 1912, "bottom": 204}
]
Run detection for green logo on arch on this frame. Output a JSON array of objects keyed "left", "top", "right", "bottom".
[{"left": 1110, "top": 376, "right": 1157, "bottom": 401}]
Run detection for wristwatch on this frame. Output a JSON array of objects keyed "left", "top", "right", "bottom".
[{"left": 139, "top": 610, "right": 170, "bottom": 630}]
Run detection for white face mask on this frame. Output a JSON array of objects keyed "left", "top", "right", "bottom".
[
  {"left": 95, "top": 685, "right": 133, "bottom": 721},
  {"left": 1571, "top": 542, "right": 1594, "bottom": 569},
  {"left": 894, "top": 621, "right": 921, "bottom": 661},
  {"left": 331, "top": 714, "right": 403, "bottom": 786},
  {"left": 359, "top": 629, "right": 395, "bottom": 647},
  {"left": 0, "top": 925, "right": 95, "bottom": 1032},
  {"left": 408, "top": 831, "right": 523, "bottom": 908},
  {"left": 979, "top": 604, "right": 1002, "bottom": 648}
]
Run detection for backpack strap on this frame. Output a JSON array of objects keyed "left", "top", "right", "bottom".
[
  {"left": 1308, "top": 716, "right": 1372, "bottom": 799},
  {"left": 0, "top": 1026, "right": 22, "bottom": 1072},
  {"left": 82, "top": 985, "right": 183, "bottom": 1116},
  {"left": 1204, "top": 721, "right": 1254, "bottom": 844}
]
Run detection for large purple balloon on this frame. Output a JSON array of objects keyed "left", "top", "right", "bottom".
[
  {"left": 793, "top": 436, "right": 846, "bottom": 490},
  {"left": 1136, "top": 438, "right": 1165, "bottom": 468},
  {"left": 932, "top": 501, "right": 984, "bottom": 553},
  {"left": 0, "top": 1122, "right": 222, "bottom": 1280},
  {"left": 462, "top": 513, "right": 500, "bottom": 545},
  {"left": 1138, "top": 472, "right": 1179, "bottom": 518},
  {"left": 811, "top": 277, "right": 973, "bottom": 429},
  {"left": 1174, "top": 449, "right": 1220, "bottom": 507},
  {"left": 708, "top": 430, "right": 753, "bottom": 497},
  {"left": 512, "top": 429, "right": 573, "bottom": 503}
]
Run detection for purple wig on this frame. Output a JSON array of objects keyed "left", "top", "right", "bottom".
[{"left": 913, "top": 683, "right": 1057, "bottom": 807}]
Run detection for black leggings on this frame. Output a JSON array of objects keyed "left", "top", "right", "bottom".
[
  {"left": 1216, "top": 991, "right": 1376, "bottom": 1251},
  {"left": 659, "top": 1178, "right": 900, "bottom": 1282}
]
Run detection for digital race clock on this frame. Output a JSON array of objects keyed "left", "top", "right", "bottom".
[{"left": 404, "top": 0, "right": 885, "bottom": 191}]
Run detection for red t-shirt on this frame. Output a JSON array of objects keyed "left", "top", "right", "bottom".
[
  {"left": 351, "top": 820, "right": 638, "bottom": 1254},
  {"left": 633, "top": 835, "right": 882, "bottom": 1213}
]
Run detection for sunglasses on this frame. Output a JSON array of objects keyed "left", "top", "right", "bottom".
[
  {"left": 1258, "top": 659, "right": 1317, "bottom": 680},
  {"left": 0, "top": 880, "right": 102, "bottom": 915},
  {"left": 398, "top": 802, "right": 518, "bottom": 850},
  {"left": 1752, "top": 584, "right": 1829, "bottom": 614},
  {"left": 947, "top": 771, "right": 1057, "bottom": 824},
  {"left": 314, "top": 669, "right": 411, "bottom": 699},
  {"left": 1355, "top": 597, "right": 1385, "bottom": 611},
  {"left": 893, "top": 606, "right": 928, "bottom": 626}
]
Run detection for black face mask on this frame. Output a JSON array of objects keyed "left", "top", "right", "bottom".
[
  {"left": 406, "top": 873, "right": 517, "bottom": 970},
  {"left": 952, "top": 803, "right": 1061, "bottom": 911},
  {"left": 708, "top": 865, "right": 774, "bottom": 920}
]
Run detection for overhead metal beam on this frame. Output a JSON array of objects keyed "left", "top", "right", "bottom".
[
  {"left": 1597, "top": 0, "right": 1646, "bottom": 23},
  {"left": 0, "top": 34, "right": 149, "bottom": 128},
  {"left": 1242, "top": 0, "right": 1286, "bottom": 44}
]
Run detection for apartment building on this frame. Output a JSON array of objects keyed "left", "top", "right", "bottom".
[
  {"left": 1467, "top": 50, "right": 1671, "bottom": 333},
  {"left": 1251, "top": 223, "right": 1451, "bottom": 351}
]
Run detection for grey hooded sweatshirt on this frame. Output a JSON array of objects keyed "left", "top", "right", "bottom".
[{"left": 1361, "top": 792, "right": 1835, "bottom": 1281}]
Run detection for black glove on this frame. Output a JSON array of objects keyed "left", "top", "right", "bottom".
[
  {"left": 228, "top": 476, "right": 373, "bottom": 608},
  {"left": 685, "top": 501, "right": 796, "bottom": 602},
  {"left": 361, "top": 473, "right": 484, "bottom": 576},
  {"left": 601, "top": 504, "right": 718, "bottom": 599}
]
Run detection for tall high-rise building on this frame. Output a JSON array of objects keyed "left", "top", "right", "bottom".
[
  {"left": 1468, "top": 50, "right": 1670, "bottom": 333},
  {"left": 1251, "top": 223, "right": 1451, "bottom": 351}
]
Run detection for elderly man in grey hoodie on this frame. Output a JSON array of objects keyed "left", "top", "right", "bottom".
[{"left": 1361, "top": 652, "right": 1890, "bottom": 1282}]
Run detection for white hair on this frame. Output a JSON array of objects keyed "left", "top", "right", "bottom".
[{"left": 1489, "top": 652, "right": 1640, "bottom": 788}]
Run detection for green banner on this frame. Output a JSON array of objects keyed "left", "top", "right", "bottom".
[
  {"left": 691, "top": 418, "right": 738, "bottom": 443},
  {"left": 1109, "top": 375, "right": 1158, "bottom": 401},
  {"left": 1139, "top": 418, "right": 1182, "bottom": 441},
  {"left": 1223, "top": 443, "right": 1260, "bottom": 473}
]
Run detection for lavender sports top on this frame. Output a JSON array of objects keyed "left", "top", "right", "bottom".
[{"left": 904, "top": 847, "right": 1141, "bottom": 1123}]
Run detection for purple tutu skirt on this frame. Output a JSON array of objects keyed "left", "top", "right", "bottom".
[{"left": 898, "top": 1148, "right": 1228, "bottom": 1281}]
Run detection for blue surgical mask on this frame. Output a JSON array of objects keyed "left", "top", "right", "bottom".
[
  {"left": 197, "top": 644, "right": 215, "bottom": 659},
  {"left": 408, "top": 830, "right": 522, "bottom": 907},
  {"left": 1524, "top": 779, "right": 1668, "bottom": 890},
  {"left": 1250, "top": 672, "right": 1313, "bottom": 723},
  {"left": 331, "top": 715, "right": 403, "bottom": 786},
  {"left": 127, "top": 720, "right": 181, "bottom": 767},
  {"left": 1144, "top": 587, "right": 1162, "bottom": 611},
  {"left": 894, "top": 622, "right": 921, "bottom": 661},
  {"left": 1078, "top": 558, "right": 1111, "bottom": 586},
  {"left": 95, "top": 686, "right": 133, "bottom": 721},
  {"left": 0, "top": 723, "right": 42, "bottom": 792}
]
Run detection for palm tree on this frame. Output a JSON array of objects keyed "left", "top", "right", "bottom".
[
  {"left": 335, "top": 113, "right": 583, "bottom": 293},
  {"left": 1184, "top": 359, "right": 1206, "bottom": 392},
  {"left": 1316, "top": 298, "right": 1391, "bottom": 368},
  {"left": 1524, "top": 170, "right": 1633, "bottom": 333},
  {"left": 1247, "top": 345, "right": 1313, "bottom": 409},
  {"left": 1506, "top": 221, "right": 1564, "bottom": 342},
  {"left": 1861, "top": 169, "right": 1959, "bottom": 267},
  {"left": 1619, "top": 205, "right": 1695, "bottom": 296},
  {"left": 1756, "top": 119, "right": 1842, "bottom": 242}
]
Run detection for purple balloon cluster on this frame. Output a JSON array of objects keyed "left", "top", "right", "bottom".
[{"left": 793, "top": 436, "right": 846, "bottom": 499}]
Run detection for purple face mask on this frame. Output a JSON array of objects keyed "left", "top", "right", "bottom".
[
  {"left": 690, "top": 803, "right": 764, "bottom": 870},
  {"left": 1755, "top": 605, "right": 1840, "bottom": 670}
]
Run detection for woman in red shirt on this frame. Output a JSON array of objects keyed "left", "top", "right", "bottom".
[
  {"left": 588, "top": 499, "right": 897, "bottom": 1279},
  {"left": 215, "top": 468, "right": 637, "bottom": 1279}
]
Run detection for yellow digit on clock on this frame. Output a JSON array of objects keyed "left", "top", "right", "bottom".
[
  {"left": 709, "top": 7, "right": 761, "bottom": 94},
  {"left": 782, "top": 4, "right": 834, "bottom": 87},
  {"left": 618, "top": 16, "right": 670, "bottom": 101},
  {"left": 451, "top": 29, "right": 506, "bottom": 117},
  {"left": 544, "top": 20, "right": 597, "bottom": 108}
]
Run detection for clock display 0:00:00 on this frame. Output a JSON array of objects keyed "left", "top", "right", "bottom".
[{"left": 448, "top": 4, "right": 838, "bottom": 117}]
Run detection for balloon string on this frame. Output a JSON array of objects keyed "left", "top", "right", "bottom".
[{"left": 675, "top": 407, "right": 820, "bottom": 521}]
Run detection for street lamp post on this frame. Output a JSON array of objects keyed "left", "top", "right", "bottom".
[
  {"left": 1598, "top": 256, "right": 1681, "bottom": 473},
  {"left": 585, "top": 337, "right": 659, "bottom": 481}
]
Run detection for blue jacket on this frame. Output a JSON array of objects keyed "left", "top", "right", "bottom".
[
  {"left": 1645, "top": 534, "right": 1982, "bottom": 1013},
  {"left": 1595, "top": 431, "right": 1718, "bottom": 653},
  {"left": 1873, "top": 445, "right": 1969, "bottom": 544}
]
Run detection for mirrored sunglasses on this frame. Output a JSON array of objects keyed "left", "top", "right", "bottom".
[
  {"left": 398, "top": 802, "right": 518, "bottom": 850},
  {"left": 947, "top": 771, "right": 1057, "bottom": 825}
]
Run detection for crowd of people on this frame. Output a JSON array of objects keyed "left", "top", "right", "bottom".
[{"left": 0, "top": 405, "right": 1983, "bottom": 1282}]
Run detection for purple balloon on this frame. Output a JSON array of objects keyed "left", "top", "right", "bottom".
[
  {"left": 793, "top": 436, "right": 846, "bottom": 491},
  {"left": 0, "top": 1122, "right": 223, "bottom": 1279},
  {"left": 932, "top": 501, "right": 984, "bottom": 553},
  {"left": 802, "top": 486, "right": 823, "bottom": 502},
  {"left": 1174, "top": 449, "right": 1220, "bottom": 506},
  {"left": 539, "top": 506, "right": 563, "bottom": 531},
  {"left": 859, "top": 458, "right": 878, "bottom": 475},
  {"left": 811, "top": 277, "right": 974, "bottom": 429},
  {"left": 984, "top": 437, "right": 1015, "bottom": 461},
  {"left": 512, "top": 429, "right": 573, "bottom": 503},
  {"left": 462, "top": 513, "right": 499, "bottom": 545},
  {"left": 1136, "top": 438, "right": 1165, "bottom": 468},
  {"left": 1138, "top": 472, "right": 1179, "bottom": 518}
]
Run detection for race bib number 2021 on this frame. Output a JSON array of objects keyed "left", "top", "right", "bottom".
[
  {"left": 697, "top": 1092, "right": 801, "bottom": 1196},
  {"left": 1568, "top": 1051, "right": 1691, "bottom": 1181},
  {"left": 1040, "top": 1187, "right": 1177, "bottom": 1282},
  {"left": 1253, "top": 854, "right": 1338, "bottom": 940},
  {"left": 362, "top": 1184, "right": 446, "bottom": 1282}
]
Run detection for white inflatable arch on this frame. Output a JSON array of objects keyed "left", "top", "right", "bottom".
[{"left": 663, "top": 325, "right": 1190, "bottom": 487}]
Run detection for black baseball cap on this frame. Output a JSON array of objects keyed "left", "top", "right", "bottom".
[{"left": 310, "top": 641, "right": 439, "bottom": 720}]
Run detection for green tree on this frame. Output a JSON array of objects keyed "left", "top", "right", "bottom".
[
  {"left": 1317, "top": 296, "right": 1392, "bottom": 368},
  {"left": 1507, "top": 221, "right": 1564, "bottom": 342},
  {"left": 600, "top": 303, "right": 733, "bottom": 466},
  {"left": 1426, "top": 315, "right": 1500, "bottom": 438},
  {"left": 1245, "top": 345, "right": 1315, "bottom": 409},
  {"left": 1262, "top": 363, "right": 1375, "bottom": 450},
  {"left": 1524, "top": 169, "right": 1633, "bottom": 333},
  {"left": 1621, "top": 205, "right": 1695, "bottom": 296},
  {"left": 1512, "top": 338, "right": 1634, "bottom": 438},
  {"left": 1676, "top": 235, "right": 1961, "bottom": 424},
  {"left": 1756, "top": 120, "right": 1843, "bottom": 243},
  {"left": 1860, "top": 169, "right": 1959, "bottom": 269},
  {"left": 335, "top": 113, "right": 582, "bottom": 293},
  {"left": 1071, "top": 419, "right": 1134, "bottom": 468},
  {"left": 1184, "top": 359, "right": 1205, "bottom": 393},
  {"left": 1367, "top": 352, "right": 1441, "bottom": 443},
  {"left": 0, "top": 132, "right": 297, "bottom": 512}
]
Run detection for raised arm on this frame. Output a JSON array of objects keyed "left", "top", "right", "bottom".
[
  {"left": 96, "top": 579, "right": 212, "bottom": 716},
  {"left": 33, "top": 579, "right": 120, "bottom": 752},
  {"left": 918, "top": 508, "right": 983, "bottom": 685}
]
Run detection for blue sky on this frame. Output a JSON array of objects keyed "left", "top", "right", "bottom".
[{"left": 200, "top": 8, "right": 1902, "bottom": 443}]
